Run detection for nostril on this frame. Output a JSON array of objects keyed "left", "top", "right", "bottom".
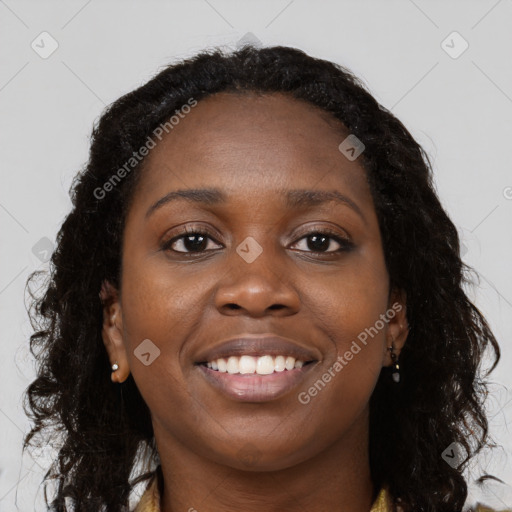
[{"left": 269, "top": 304, "right": 286, "bottom": 310}]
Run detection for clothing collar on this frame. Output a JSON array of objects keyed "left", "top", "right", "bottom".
[
  {"left": 133, "top": 465, "right": 393, "bottom": 512},
  {"left": 134, "top": 466, "right": 395, "bottom": 512}
]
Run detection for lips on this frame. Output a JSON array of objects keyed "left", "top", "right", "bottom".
[
  {"left": 193, "top": 333, "right": 321, "bottom": 402},
  {"left": 193, "top": 333, "right": 321, "bottom": 365},
  {"left": 198, "top": 362, "right": 318, "bottom": 402}
]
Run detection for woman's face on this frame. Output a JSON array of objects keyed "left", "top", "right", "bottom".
[{"left": 102, "top": 92, "right": 407, "bottom": 471}]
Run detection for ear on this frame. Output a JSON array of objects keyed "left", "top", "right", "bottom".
[
  {"left": 99, "top": 280, "right": 130, "bottom": 383},
  {"left": 383, "top": 287, "right": 409, "bottom": 366}
]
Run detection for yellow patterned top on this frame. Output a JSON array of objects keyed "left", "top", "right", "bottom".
[{"left": 133, "top": 469, "right": 506, "bottom": 512}]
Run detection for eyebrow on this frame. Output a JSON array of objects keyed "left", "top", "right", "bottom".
[{"left": 145, "top": 187, "right": 366, "bottom": 223}]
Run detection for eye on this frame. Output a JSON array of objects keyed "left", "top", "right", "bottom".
[
  {"left": 161, "top": 227, "right": 222, "bottom": 254},
  {"left": 290, "top": 229, "right": 354, "bottom": 254},
  {"left": 161, "top": 226, "right": 354, "bottom": 256}
]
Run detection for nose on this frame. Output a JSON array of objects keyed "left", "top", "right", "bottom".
[{"left": 213, "top": 240, "right": 301, "bottom": 317}]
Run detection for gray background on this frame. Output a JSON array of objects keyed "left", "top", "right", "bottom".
[{"left": 1, "top": 0, "right": 511, "bottom": 510}]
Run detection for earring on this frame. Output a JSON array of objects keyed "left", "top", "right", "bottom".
[
  {"left": 111, "top": 362, "right": 119, "bottom": 372},
  {"left": 387, "top": 340, "right": 400, "bottom": 383}
]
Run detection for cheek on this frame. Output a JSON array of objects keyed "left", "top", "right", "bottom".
[
  {"left": 305, "top": 241, "right": 389, "bottom": 351},
  {"left": 121, "top": 253, "right": 201, "bottom": 341},
  {"left": 118, "top": 255, "right": 202, "bottom": 401},
  {"left": 299, "top": 248, "right": 389, "bottom": 418}
]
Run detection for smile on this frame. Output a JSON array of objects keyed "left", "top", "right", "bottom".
[{"left": 197, "top": 359, "right": 317, "bottom": 402}]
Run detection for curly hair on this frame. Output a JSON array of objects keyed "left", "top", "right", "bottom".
[{"left": 23, "top": 45, "right": 501, "bottom": 511}]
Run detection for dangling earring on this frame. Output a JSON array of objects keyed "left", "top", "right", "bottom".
[
  {"left": 387, "top": 340, "right": 400, "bottom": 383},
  {"left": 111, "top": 362, "right": 119, "bottom": 372}
]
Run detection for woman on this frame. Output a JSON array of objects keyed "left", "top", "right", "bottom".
[{"left": 23, "top": 45, "right": 506, "bottom": 511}]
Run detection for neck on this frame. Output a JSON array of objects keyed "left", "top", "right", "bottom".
[{"left": 154, "top": 409, "right": 376, "bottom": 512}]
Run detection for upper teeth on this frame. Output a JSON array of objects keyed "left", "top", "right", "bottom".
[{"left": 206, "top": 355, "right": 305, "bottom": 375}]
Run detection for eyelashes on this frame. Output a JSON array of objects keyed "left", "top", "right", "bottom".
[
  {"left": 160, "top": 225, "right": 354, "bottom": 257},
  {"left": 161, "top": 229, "right": 219, "bottom": 254}
]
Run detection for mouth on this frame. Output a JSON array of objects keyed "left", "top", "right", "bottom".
[{"left": 193, "top": 334, "right": 321, "bottom": 402}]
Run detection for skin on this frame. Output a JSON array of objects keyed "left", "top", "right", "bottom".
[{"left": 101, "top": 92, "right": 409, "bottom": 512}]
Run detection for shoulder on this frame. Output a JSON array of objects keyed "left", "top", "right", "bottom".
[{"left": 370, "top": 487, "right": 404, "bottom": 512}]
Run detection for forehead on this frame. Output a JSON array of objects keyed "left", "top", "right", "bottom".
[{"left": 133, "top": 92, "right": 373, "bottom": 212}]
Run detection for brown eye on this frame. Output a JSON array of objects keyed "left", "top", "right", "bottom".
[
  {"left": 162, "top": 229, "right": 222, "bottom": 254},
  {"left": 291, "top": 230, "right": 354, "bottom": 254}
]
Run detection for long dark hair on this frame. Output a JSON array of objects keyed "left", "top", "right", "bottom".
[{"left": 23, "top": 45, "right": 501, "bottom": 511}]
